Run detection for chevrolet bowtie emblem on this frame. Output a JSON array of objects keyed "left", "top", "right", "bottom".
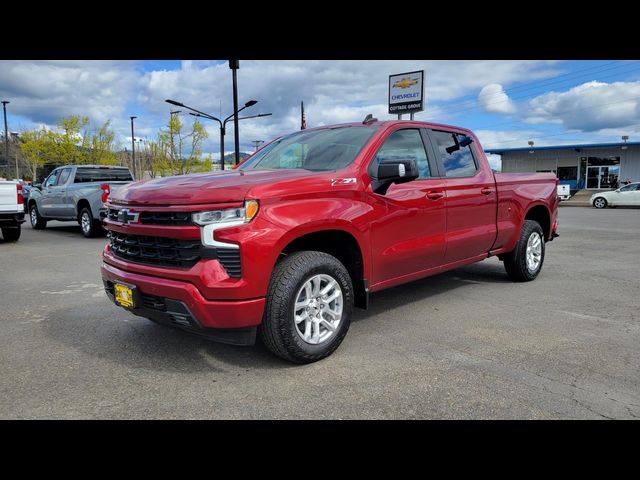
[
  {"left": 393, "top": 77, "right": 418, "bottom": 89},
  {"left": 117, "top": 209, "right": 139, "bottom": 224}
]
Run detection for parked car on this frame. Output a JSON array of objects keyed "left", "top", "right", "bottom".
[
  {"left": 591, "top": 182, "right": 640, "bottom": 208},
  {"left": 0, "top": 180, "right": 26, "bottom": 241},
  {"left": 28, "top": 165, "right": 133, "bottom": 237},
  {"left": 101, "top": 119, "right": 559, "bottom": 363}
]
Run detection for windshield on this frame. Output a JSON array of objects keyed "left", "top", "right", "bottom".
[{"left": 241, "top": 126, "right": 379, "bottom": 171}]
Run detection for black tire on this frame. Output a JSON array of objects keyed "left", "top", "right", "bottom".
[
  {"left": 1, "top": 225, "right": 21, "bottom": 242},
  {"left": 503, "top": 220, "right": 545, "bottom": 282},
  {"left": 79, "top": 207, "right": 103, "bottom": 238},
  {"left": 29, "top": 203, "right": 47, "bottom": 229},
  {"left": 259, "top": 251, "right": 354, "bottom": 364},
  {"left": 593, "top": 197, "right": 608, "bottom": 209}
]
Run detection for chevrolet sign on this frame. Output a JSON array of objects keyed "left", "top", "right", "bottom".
[{"left": 389, "top": 70, "right": 424, "bottom": 115}]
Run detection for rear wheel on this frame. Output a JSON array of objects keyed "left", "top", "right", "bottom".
[
  {"left": 29, "top": 204, "right": 47, "bottom": 229},
  {"left": 1, "top": 225, "right": 21, "bottom": 242},
  {"left": 79, "top": 207, "right": 104, "bottom": 238},
  {"left": 259, "top": 251, "right": 353, "bottom": 364},
  {"left": 593, "top": 197, "right": 607, "bottom": 209},
  {"left": 503, "top": 220, "right": 545, "bottom": 282}
]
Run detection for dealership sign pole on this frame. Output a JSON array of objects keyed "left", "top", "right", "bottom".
[{"left": 388, "top": 70, "right": 424, "bottom": 120}]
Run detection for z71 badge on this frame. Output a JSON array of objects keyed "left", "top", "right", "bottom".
[{"left": 330, "top": 178, "right": 357, "bottom": 186}]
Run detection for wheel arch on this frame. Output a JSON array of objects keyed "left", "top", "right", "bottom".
[
  {"left": 275, "top": 225, "right": 369, "bottom": 309},
  {"left": 76, "top": 198, "right": 91, "bottom": 221},
  {"left": 524, "top": 203, "right": 551, "bottom": 240}
]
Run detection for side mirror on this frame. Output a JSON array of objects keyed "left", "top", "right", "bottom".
[
  {"left": 32, "top": 183, "right": 42, "bottom": 189},
  {"left": 372, "top": 158, "right": 419, "bottom": 194}
]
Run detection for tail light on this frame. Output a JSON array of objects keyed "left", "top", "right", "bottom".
[
  {"left": 100, "top": 183, "right": 110, "bottom": 203},
  {"left": 17, "top": 184, "right": 23, "bottom": 205}
]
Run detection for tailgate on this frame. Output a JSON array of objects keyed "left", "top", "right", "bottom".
[{"left": 0, "top": 182, "right": 17, "bottom": 206}]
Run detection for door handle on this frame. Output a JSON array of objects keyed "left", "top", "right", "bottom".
[
  {"left": 481, "top": 187, "right": 494, "bottom": 195},
  {"left": 426, "top": 191, "right": 444, "bottom": 200}
]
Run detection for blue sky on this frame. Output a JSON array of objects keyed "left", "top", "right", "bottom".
[{"left": 2, "top": 60, "right": 640, "bottom": 169}]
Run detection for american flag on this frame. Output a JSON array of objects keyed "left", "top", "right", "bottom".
[{"left": 301, "top": 101, "right": 306, "bottom": 130}]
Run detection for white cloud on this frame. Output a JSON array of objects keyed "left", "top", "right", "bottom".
[
  {"left": 1, "top": 59, "right": 562, "bottom": 154},
  {"left": 478, "top": 84, "right": 516, "bottom": 114},
  {"left": 525, "top": 80, "right": 640, "bottom": 131},
  {"left": 0, "top": 60, "right": 138, "bottom": 128}
]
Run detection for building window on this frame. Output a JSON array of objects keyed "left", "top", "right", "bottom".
[
  {"left": 558, "top": 166, "right": 578, "bottom": 181},
  {"left": 586, "top": 156, "right": 620, "bottom": 166}
]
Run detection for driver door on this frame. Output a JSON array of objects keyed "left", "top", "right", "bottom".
[
  {"left": 368, "top": 128, "right": 446, "bottom": 286},
  {"left": 40, "top": 168, "right": 62, "bottom": 217}
]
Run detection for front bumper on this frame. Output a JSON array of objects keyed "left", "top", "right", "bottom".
[{"left": 101, "top": 261, "right": 265, "bottom": 344}]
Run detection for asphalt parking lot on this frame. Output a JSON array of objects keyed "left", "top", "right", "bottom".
[{"left": 1, "top": 207, "right": 639, "bottom": 419}]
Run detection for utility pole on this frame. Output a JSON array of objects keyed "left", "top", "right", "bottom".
[
  {"left": 11, "top": 132, "right": 19, "bottom": 179},
  {"left": 229, "top": 60, "right": 240, "bottom": 165},
  {"left": 2, "top": 101, "right": 9, "bottom": 169},
  {"left": 130, "top": 116, "right": 137, "bottom": 180}
]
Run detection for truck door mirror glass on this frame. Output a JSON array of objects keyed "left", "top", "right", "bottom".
[{"left": 373, "top": 158, "right": 419, "bottom": 194}]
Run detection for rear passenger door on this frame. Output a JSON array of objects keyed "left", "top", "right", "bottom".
[{"left": 427, "top": 129, "right": 498, "bottom": 263}]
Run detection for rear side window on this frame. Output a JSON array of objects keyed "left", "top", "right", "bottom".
[
  {"left": 374, "top": 129, "right": 431, "bottom": 179},
  {"left": 74, "top": 168, "right": 133, "bottom": 183},
  {"left": 431, "top": 130, "right": 478, "bottom": 177}
]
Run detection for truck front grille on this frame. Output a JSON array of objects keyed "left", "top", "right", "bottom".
[
  {"left": 107, "top": 208, "right": 193, "bottom": 226},
  {"left": 108, "top": 232, "right": 241, "bottom": 276}
]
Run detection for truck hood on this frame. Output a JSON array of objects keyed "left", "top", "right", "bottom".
[{"left": 111, "top": 169, "right": 317, "bottom": 205}]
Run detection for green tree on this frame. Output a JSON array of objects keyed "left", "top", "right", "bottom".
[
  {"left": 159, "top": 115, "right": 209, "bottom": 175},
  {"left": 85, "top": 120, "right": 118, "bottom": 165},
  {"left": 19, "top": 128, "right": 60, "bottom": 181}
]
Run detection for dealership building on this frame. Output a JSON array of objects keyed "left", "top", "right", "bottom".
[{"left": 486, "top": 141, "right": 640, "bottom": 191}]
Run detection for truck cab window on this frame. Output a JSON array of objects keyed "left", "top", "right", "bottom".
[
  {"left": 374, "top": 129, "right": 431, "bottom": 179},
  {"left": 432, "top": 130, "right": 478, "bottom": 177},
  {"left": 44, "top": 171, "right": 59, "bottom": 187},
  {"left": 57, "top": 168, "right": 72, "bottom": 186}
]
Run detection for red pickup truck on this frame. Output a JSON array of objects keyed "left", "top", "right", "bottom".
[{"left": 101, "top": 119, "right": 559, "bottom": 363}]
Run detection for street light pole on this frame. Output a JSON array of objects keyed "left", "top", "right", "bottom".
[
  {"left": 2, "top": 100, "right": 9, "bottom": 169},
  {"left": 130, "top": 116, "right": 137, "bottom": 180},
  {"left": 169, "top": 98, "right": 261, "bottom": 172},
  {"left": 229, "top": 60, "right": 240, "bottom": 165}
]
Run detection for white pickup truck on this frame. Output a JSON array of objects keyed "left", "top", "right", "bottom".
[{"left": 0, "top": 180, "right": 26, "bottom": 242}]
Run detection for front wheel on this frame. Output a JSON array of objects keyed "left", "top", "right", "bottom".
[
  {"left": 259, "top": 251, "right": 354, "bottom": 364},
  {"left": 503, "top": 220, "right": 545, "bottom": 282},
  {"left": 29, "top": 204, "right": 47, "bottom": 229},
  {"left": 1, "top": 225, "right": 21, "bottom": 242},
  {"left": 593, "top": 197, "right": 608, "bottom": 209}
]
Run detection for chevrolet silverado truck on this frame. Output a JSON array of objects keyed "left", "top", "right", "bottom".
[
  {"left": 101, "top": 119, "right": 559, "bottom": 363},
  {"left": 0, "top": 180, "right": 25, "bottom": 242},
  {"left": 28, "top": 165, "right": 133, "bottom": 237}
]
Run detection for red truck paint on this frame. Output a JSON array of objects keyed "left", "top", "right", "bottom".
[{"left": 101, "top": 120, "right": 558, "bottom": 351}]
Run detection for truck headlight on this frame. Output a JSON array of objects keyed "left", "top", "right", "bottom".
[{"left": 192, "top": 200, "right": 259, "bottom": 226}]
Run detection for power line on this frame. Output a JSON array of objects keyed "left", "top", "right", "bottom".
[
  {"left": 470, "top": 91, "right": 640, "bottom": 135},
  {"left": 439, "top": 62, "right": 640, "bottom": 117},
  {"left": 424, "top": 61, "right": 627, "bottom": 113}
]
